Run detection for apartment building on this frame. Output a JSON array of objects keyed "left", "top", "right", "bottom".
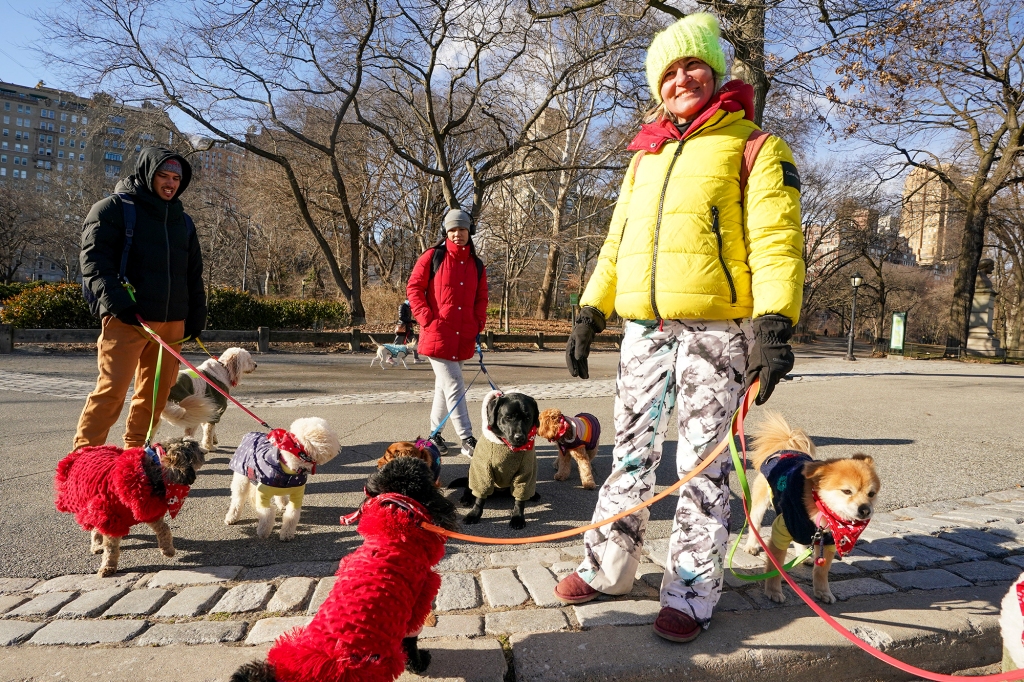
[{"left": 900, "top": 165, "right": 965, "bottom": 268}]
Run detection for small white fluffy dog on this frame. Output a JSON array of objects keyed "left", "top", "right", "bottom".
[
  {"left": 370, "top": 339, "right": 418, "bottom": 369},
  {"left": 162, "top": 347, "right": 258, "bottom": 450},
  {"left": 225, "top": 417, "right": 341, "bottom": 541}
]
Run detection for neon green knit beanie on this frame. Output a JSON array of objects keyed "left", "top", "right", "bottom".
[{"left": 645, "top": 13, "right": 727, "bottom": 103}]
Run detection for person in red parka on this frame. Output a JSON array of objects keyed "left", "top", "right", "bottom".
[{"left": 407, "top": 209, "right": 488, "bottom": 458}]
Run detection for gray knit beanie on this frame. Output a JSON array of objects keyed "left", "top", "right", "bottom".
[{"left": 443, "top": 209, "right": 474, "bottom": 235}]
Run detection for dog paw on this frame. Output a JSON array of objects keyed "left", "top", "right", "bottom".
[
  {"left": 743, "top": 544, "right": 762, "bottom": 556},
  {"left": 814, "top": 589, "right": 836, "bottom": 604},
  {"left": 161, "top": 547, "right": 175, "bottom": 558},
  {"left": 97, "top": 566, "right": 117, "bottom": 578},
  {"left": 509, "top": 515, "right": 526, "bottom": 530},
  {"left": 766, "top": 588, "right": 786, "bottom": 603},
  {"left": 553, "top": 471, "right": 569, "bottom": 481},
  {"left": 581, "top": 481, "right": 597, "bottom": 490},
  {"left": 224, "top": 511, "right": 240, "bottom": 525},
  {"left": 464, "top": 509, "right": 483, "bottom": 525},
  {"left": 406, "top": 649, "right": 431, "bottom": 673}
]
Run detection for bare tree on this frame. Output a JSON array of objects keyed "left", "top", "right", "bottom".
[
  {"left": 819, "top": 0, "right": 1024, "bottom": 351},
  {"left": 989, "top": 181, "right": 1024, "bottom": 349},
  {"left": 42, "top": 0, "right": 380, "bottom": 322},
  {"left": 0, "top": 181, "right": 45, "bottom": 283}
]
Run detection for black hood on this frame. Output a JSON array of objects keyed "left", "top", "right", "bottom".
[{"left": 130, "top": 146, "right": 192, "bottom": 200}]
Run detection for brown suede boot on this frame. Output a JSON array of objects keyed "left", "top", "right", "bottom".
[
  {"left": 553, "top": 572, "right": 599, "bottom": 604},
  {"left": 653, "top": 606, "right": 702, "bottom": 643}
]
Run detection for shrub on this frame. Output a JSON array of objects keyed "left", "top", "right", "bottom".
[
  {"left": 0, "top": 281, "right": 45, "bottom": 303},
  {"left": 207, "top": 287, "right": 348, "bottom": 330},
  {"left": 0, "top": 283, "right": 98, "bottom": 329}
]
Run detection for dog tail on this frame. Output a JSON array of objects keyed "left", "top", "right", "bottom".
[
  {"left": 161, "top": 394, "right": 218, "bottom": 429},
  {"left": 748, "top": 411, "right": 815, "bottom": 468},
  {"left": 230, "top": 660, "right": 277, "bottom": 682}
]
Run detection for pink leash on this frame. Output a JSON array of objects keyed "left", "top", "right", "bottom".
[
  {"left": 136, "top": 314, "right": 271, "bottom": 429},
  {"left": 736, "top": 423, "right": 1024, "bottom": 681}
]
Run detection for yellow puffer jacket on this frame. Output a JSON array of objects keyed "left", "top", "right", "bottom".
[{"left": 580, "top": 82, "right": 805, "bottom": 323}]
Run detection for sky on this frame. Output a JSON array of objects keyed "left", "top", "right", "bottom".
[{"left": 0, "top": 0, "right": 66, "bottom": 90}]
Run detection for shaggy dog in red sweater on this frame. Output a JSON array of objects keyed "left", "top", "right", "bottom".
[
  {"left": 232, "top": 456, "right": 458, "bottom": 682},
  {"left": 54, "top": 438, "right": 205, "bottom": 576}
]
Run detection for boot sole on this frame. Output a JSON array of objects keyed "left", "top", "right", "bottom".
[{"left": 652, "top": 624, "right": 701, "bottom": 643}]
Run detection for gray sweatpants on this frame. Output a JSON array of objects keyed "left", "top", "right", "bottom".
[
  {"left": 575, "top": 319, "right": 751, "bottom": 626},
  {"left": 428, "top": 357, "right": 474, "bottom": 442}
]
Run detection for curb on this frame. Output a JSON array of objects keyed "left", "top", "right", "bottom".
[{"left": 509, "top": 585, "right": 1005, "bottom": 681}]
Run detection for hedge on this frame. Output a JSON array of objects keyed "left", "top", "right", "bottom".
[
  {"left": 0, "top": 283, "right": 98, "bottom": 329},
  {"left": 0, "top": 283, "right": 349, "bottom": 330},
  {"left": 0, "top": 281, "right": 45, "bottom": 304},
  {"left": 206, "top": 288, "right": 349, "bottom": 330}
]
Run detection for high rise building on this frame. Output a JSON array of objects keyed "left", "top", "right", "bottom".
[{"left": 900, "top": 166, "right": 964, "bottom": 268}]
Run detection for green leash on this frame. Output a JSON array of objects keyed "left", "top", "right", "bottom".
[
  {"left": 725, "top": 405, "right": 813, "bottom": 581},
  {"left": 144, "top": 343, "right": 163, "bottom": 447}
]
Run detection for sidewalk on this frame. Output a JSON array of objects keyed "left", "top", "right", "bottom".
[{"left": 2, "top": 486, "right": 1022, "bottom": 681}]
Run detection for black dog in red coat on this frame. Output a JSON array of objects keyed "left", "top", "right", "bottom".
[{"left": 232, "top": 456, "right": 458, "bottom": 682}]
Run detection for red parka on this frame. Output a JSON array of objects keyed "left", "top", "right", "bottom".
[{"left": 407, "top": 239, "right": 487, "bottom": 361}]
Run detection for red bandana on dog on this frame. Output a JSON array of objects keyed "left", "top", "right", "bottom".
[
  {"left": 813, "top": 491, "right": 870, "bottom": 558},
  {"left": 502, "top": 425, "right": 538, "bottom": 453},
  {"left": 268, "top": 428, "right": 316, "bottom": 473}
]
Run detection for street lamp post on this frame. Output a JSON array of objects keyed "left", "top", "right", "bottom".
[{"left": 846, "top": 272, "right": 863, "bottom": 361}]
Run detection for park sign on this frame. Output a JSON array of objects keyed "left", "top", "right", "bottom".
[{"left": 890, "top": 312, "right": 907, "bottom": 352}]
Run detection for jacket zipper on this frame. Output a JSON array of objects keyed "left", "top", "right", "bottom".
[
  {"left": 710, "top": 206, "right": 737, "bottom": 304},
  {"left": 163, "top": 203, "right": 171, "bottom": 320},
  {"left": 650, "top": 141, "right": 684, "bottom": 320}
]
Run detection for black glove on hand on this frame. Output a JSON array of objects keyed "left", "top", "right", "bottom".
[
  {"left": 185, "top": 327, "right": 203, "bottom": 342},
  {"left": 115, "top": 306, "right": 142, "bottom": 327},
  {"left": 746, "top": 314, "right": 795, "bottom": 405},
  {"left": 565, "top": 306, "right": 606, "bottom": 380}
]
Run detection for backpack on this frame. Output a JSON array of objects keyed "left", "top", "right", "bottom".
[
  {"left": 82, "top": 193, "right": 196, "bottom": 316},
  {"left": 629, "top": 128, "right": 772, "bottom": 202},
  {"left": 426, "top": 241, "right": 485, "bottom": 282}
]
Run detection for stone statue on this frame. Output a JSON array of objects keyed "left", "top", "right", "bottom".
[{"left": 966, "top": 258, "right": 1002, "bottom": 355}]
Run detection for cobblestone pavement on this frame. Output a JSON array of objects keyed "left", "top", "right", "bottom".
[{"left": 3, "top": 486, "right": 1022, "bottom": 678}]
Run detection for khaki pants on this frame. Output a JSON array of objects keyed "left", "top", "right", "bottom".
[{"left": 74, "top": 316, "right": 184, "bottom": 449}]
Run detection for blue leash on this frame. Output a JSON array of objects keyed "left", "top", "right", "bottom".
[{"left": 428, "top": 340, "right": 499, "bottom": 439}]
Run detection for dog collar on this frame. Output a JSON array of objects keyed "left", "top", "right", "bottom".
[
  {"left": 812, "top": 491, "right": 869, "bottom": 559},
  {"left": 502, "top": 425, "right": 538, "bottom": 453},
  {"left": 269, "top": 429, "right": 317, "bottom": 474},
  {"left": 339, "top": 491, "right": 432, "bottom": 527},
  {"left": 144, "top": 444, "right": 164, "bottom": 467}
]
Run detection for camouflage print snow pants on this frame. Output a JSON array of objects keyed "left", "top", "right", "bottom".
[{"left": 575, "top": 319, "right": 751, "bottom": 626}]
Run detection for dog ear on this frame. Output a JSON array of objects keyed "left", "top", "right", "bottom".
[
  {"left": 365, "top": 470, "right": 383, "bottom": 496},
  {"left": 803, "top": 460, "right": 828, "bottom": 482},
  {"left": 851, "top": 453, "right": 874, "bottom": 465},
  {"left": 487, "top": 395, "right": 503, "bottom": 435}
]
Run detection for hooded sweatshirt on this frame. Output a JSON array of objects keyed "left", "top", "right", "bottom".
[{"left": 80, "top": 147, "right": 206, "bottom": 329}]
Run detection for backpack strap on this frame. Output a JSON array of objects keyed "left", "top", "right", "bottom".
[
  {"left": 740, "top": 130, "right": 772, "bottom": 199},
  {"left": 428, "top": 242, "right": 485, "bottom": 281},
  {"left": 116, "top": 193, "right": 136, "bottom": 283}
]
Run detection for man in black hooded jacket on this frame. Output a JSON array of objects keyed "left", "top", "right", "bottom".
[{"left": 74, "top": 147, "right": 206, "bottom": 450}]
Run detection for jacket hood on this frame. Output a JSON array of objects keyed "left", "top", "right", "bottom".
[
  {"left": 123, "top": 146, "right": 192, "bottom": 201},
  {"left": 628, "top": 80, "right": 755, "bottom": 154}
]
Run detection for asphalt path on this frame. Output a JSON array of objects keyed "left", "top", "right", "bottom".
[{"left": 1, "top": 340, "right": 1022, "bottom": 578}]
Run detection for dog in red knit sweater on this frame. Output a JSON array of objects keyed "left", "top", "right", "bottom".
[
  {"left": 54, "top": 438, "right": 205, "bottom": 577},
  {"left": 232, "top": 456, "right": 458, "bottom": 682}
]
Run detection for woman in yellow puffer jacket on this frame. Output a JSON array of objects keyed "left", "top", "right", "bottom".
[{"left": 555, "top": 13, "right": 805, "bottom": 643}]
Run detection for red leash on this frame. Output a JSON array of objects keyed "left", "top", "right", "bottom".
[
  {"left": 136, "top": 315, "right": 271, "bottom": 429},
  {"left": 737, "top": 425, "right": 1024, "bottom": 680}
]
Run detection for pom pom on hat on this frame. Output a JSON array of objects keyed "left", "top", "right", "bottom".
[{"left": 645, "top": 13, "right": 727, "bottom": 103}]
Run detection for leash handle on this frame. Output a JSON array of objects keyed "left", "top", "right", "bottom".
[{"left": 136, "top": 315, "right": 271, "bottom": 430}]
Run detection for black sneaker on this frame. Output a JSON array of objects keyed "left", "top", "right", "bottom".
[
  {"left": 431, "top": 433, "right": 449, "bottom": 456},
  {"left": 461, "top": 436, "right": 477, "bottom": 457}
]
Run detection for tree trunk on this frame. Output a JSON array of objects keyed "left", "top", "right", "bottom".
[
  {"left": 945, "top": 204, "right": 989, "bottom": 352},
  {"left": 725, "top": 4, "right": 768, "bottom": 127},
  {"left": 534, "top": 242, "right": 561, "bottom": 319}
]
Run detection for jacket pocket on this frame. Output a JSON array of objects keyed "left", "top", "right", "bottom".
[{"left": 710, "top": 206, "right": 737, "bottom": 304}]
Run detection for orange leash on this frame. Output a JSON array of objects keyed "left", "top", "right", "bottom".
[{"left": 421, "top": 385, "right": 759, "bottom": 544}]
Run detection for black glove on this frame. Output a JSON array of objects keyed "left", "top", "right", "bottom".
[
  {"left": 185, "top": 327, "right": 203, "bottom": 342},
  {"left": 114, "top": 306, "right": 142, "bottom": 327},
  {"left": 565, "top": 306, "right": 606, "bottom": 380},
  {"left": 746, "top": 314, "right": 795, "bottom": 405}
]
